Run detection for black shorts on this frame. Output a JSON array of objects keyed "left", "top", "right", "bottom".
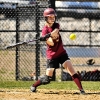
[{"left": 47, "top": 53, "right": 70, "bottom": 69}]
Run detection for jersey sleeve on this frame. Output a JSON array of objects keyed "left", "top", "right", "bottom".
[
  {"left": 57, "top": 23, "right": 60, "bottom": 29},
  {"left": 55, "top": 23, "right": 60, "bottom": 29}
]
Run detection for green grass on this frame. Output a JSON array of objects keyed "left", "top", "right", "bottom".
[{"left": 0, "top": 81, "right": 100, "bottom": 91}]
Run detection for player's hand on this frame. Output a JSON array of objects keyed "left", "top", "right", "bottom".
[
  {"left": 51, "top": 34, "right": 59, "bottom": 40},
  {"left": 46, "top": 35, "right": 59, "bottom": 46},
  {"left": 46, "top": 37, "right": 54, "bottom": 46},
  {"left": 50, "top": 29, "right": 59, "bottom": 40}
]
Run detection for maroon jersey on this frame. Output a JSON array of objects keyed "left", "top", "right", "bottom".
[{"left": 42, "top": 23, "right": 66, "bottom": 59}]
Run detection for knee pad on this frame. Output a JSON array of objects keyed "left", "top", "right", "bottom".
[{"left": 39, "top": 75, "right": 50, "bottom": 85}]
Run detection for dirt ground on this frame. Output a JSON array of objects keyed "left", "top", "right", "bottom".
[{"left": 0, "top": 89, "right": 100, "bottom": 100}]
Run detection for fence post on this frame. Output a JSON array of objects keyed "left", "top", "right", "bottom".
[
  {"left": 48, "top": 0, "right": 56, "bottom": 81},
  {"left": 35, "top": 2, "right": 40, "bottom": 80},
  {"left": 15, "top": 4, "right": 20, "bottom": 81},
  {"left": 48, "top": 0, "right": 55, "bottom": 9}
]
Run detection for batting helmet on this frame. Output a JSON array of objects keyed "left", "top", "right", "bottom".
[{"left": 43, "top": 8, "right": 56, "bottom": 17}]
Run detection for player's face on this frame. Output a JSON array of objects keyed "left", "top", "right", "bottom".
[{"left": 47, "top": 15, "right": 55, "bottom": 24}]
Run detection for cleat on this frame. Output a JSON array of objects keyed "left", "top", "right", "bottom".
[
  {"left": 80, "top": 90, "right": 85, "bottom": 95},
  {"left": 30, "top": 86, "right": 36, "bottom": 92}
]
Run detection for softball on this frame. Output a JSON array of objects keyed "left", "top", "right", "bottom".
[{"left": 69, "top": 33, "right": 76, "bottom": 40}]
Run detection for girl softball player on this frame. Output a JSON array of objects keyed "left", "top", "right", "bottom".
[{"left": 30, "top": 8, "right": 85, "bottom": 94}]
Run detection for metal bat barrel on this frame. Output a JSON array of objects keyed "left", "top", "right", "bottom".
[
  {"left": 5, "top": 42, "right": 27, "bottom": 49},
  {"left": 5, "top": 39, "right": 39, "bottom": 49}
]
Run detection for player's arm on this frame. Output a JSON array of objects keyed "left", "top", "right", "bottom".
[
  {"left": 51, "top": 22, "right": 60, "bottom": 40},
  {"left": 39, "top": 34, "right": 54, "bottom": 46},
  {"left": 46, "top": 37, "right": 54, "bottom": 46},
  {"left": 50, "top": 28, "right": 59, "bottom": 40},
  {"left": 39, "top": 33, "right": 51, "bottom": 41},
  {"left": 46, "top": 29, "right": 59, "bottom": 46},
  {"left": 40, "top": 23, "right": 60, "bottom": 41},
  {"left": 40, "top": 28, "right": 59, "bottom": 41}
]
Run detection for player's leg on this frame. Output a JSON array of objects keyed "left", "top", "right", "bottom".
[
  {"left": 62, "top": 60, "right": 85, "bottom": 94},
  {"left": 30, "top": 59, "right": 59, "bottom": 92},
  {"left": 60, "top": 54, "right": 85, "bottom": 94},
  {"left": 30, "top": 68, "right": 54, "bottom": 92}
]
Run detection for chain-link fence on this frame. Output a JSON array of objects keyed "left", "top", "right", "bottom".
[
  {"left": 0, "top": 0, "right": 100, "bottom": 82},
  {"left": 0, "top": 1, "right": 41, "bottom": 81}
]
